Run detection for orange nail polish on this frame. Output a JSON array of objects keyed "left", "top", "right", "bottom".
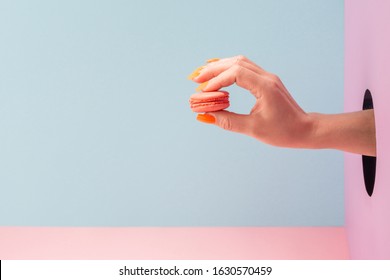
[
  {"left": 206, "top": 58, "right": 220, "bottom": 63},
  {"left": 187, "top": 66, "right": 204, "bottom": 80},
  {"left": 196, "top": 114, "right": 215, "bottom": 124},
  {"left": 196, "top": 81, "right": 208, "bottom": 91}
]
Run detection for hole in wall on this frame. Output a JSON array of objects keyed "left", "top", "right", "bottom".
[{"left": 362, "top": 89, "right": 376, "bottom": 197}]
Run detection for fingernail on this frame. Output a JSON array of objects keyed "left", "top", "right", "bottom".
[
  {"left": 206, "top": 58, "right": 220, "bottom": 63},
  {"left": 196, "top": 114, "right": 215, "bottom": 124},
  {"left": 187, "top": 66, "right": 204, "bottom": 80},
  {"left": 196, "top": 81, "right": 208, "bottom": 91}
]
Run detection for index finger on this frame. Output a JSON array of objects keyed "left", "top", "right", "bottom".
[
  {"left": 202, "top": 63, "right": 267, "bottom": 98},
  {"left": 194, "top": 55, "right": 266, "bottom": 83}
]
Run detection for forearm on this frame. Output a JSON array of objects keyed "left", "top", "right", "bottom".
[{"left": 305, "top": 109, "right": 376, "bottom": 156}]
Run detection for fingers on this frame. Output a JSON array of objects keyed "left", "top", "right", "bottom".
[
  {"left": 194, "top": 55, "right": 266, "bottom": 84},
  {"left": 203, "top": 63, "right": 268, "bottom": 98},
  {"left": 189, "top": 55, "right": 305, "bottom": 113},
  {"left": 189, "top": 55, "right": 272, "bottom": 98}
]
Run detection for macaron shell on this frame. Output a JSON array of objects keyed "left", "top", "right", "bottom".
[
  {"left": 189, "top": 91, "right": 230, "bottom": 112},
  {"left": 190, "top": 91, "right": 229, "bottom": 100}
]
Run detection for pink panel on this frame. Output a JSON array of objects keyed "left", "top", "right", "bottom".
[
  {"left": 0, "top": 227, "right": 348, "bottom": 260},
  {"left": 345, "top": 0, "right": 390, "bottom": 259}
]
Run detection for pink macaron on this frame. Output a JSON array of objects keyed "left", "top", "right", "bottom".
[{"left": 189, "top": 91, "right": 230, "bottom": 112}]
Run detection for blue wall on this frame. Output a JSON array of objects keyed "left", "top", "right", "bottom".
[{"left": 0, "top": 0, "right": 344, "bottom": 226}]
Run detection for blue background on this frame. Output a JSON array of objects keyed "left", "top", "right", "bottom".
[{"left": 0, "top": 0, "right": 344, "bottom": 226}]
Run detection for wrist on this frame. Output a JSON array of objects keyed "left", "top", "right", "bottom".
[
  {"left": 293, "top": 113, "right": 322, "bottom": 150},
  {"left": 304, "top": 113, "right": 327, "bottom": 150}
]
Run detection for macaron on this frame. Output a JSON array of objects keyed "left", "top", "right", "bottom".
[{"left": 189, "top": 91, "right": 230, "bottom": 112}]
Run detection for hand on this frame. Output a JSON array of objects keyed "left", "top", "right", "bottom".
[
  {"left": 188, "top": 55, "right": 376, "bottom": 156},
  {"left": 189, "top": 55, "right": 314, "bottom": 148}
]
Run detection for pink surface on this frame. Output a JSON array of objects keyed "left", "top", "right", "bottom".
[
  {"left": 345, "top": 0, "right": 390, "bottom": 259},
  {"left": 0, "top": 227, "right": 348, "bottom": 260}
]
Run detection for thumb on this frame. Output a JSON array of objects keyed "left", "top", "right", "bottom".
[{"left": 197, "top": 110, "right": 251, "bottom": 134}]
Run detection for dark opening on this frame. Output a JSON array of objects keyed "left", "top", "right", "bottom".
[{"left": 362, "top": 89, "right": 376, "bottom": 197}]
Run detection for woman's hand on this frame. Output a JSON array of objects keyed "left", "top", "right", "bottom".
[
  {"left": 188, "top": 55, "right": 376, "bottom": 156},
  {"left": 189, "top": 55, "right": 314, "bottom": 148}
]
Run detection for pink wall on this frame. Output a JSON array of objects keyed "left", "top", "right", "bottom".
[{"left": 345, "top": 0, "right": 390, "bottom": 259}]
